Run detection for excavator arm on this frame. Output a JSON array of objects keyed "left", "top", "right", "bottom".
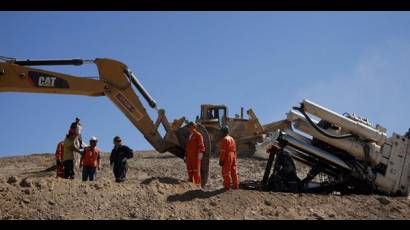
[{"left": 0, "top": 57, "right": 185, "bottom": 157}]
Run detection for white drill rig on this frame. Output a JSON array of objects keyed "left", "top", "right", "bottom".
[{"left": 261, "top": 99, "right": 410, "bottom": 196}]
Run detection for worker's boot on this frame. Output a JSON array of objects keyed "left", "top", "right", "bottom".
[{"left": 115, "top": 178, "right": 125, "bottom": 183}]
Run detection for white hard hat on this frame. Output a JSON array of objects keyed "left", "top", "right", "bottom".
[{"left": 90, "top": 136, "right": 98, "bottom": 141}]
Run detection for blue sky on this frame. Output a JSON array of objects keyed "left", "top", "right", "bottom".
[{"left": 1, "top": 12, "right": 410, "bottom": 156}]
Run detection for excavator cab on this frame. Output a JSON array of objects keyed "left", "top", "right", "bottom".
[{"left": 199, "top": 104, "right": 228, "bottom": 128}]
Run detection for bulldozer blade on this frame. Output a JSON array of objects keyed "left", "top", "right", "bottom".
[{"left": 197, "top": 124, "right": 211, "bottom": 187}]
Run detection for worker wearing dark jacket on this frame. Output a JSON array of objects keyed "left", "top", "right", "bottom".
[
  {"left": 267, "top": 141, "right": 300, "bottom": 192},
  {"left": 110, "top": 136, "right": 133, "bottom": 183}
]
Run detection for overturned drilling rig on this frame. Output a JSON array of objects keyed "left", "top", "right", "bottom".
[{"left": 257, "top": 99, "right": 410, "bottom": 196}]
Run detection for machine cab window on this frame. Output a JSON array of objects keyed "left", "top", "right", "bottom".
[{"left": 201, "top": 105, "right": 227, "bottom": 127}]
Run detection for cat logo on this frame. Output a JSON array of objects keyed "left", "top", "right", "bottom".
[
  {"left": 29, "top": 71, "right": 69, "bottom": 89},
  {"left": 38, "top": 76, "right": 57, "bottom": 87}
]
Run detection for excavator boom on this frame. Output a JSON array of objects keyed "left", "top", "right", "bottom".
[
  {"left": 0, "top": 58, "right": 180, "bottom": 155},
  {"left": 0, "top": 56, "right": 213, "bottom": 187}
]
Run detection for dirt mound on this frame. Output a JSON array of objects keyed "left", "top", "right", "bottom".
[{"left": 0, "top": 152, "right": 409, "bottom": 219}]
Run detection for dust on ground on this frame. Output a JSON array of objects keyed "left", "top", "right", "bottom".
[{"left": 0, "top": 150, "right": 409, "bottom": 220}]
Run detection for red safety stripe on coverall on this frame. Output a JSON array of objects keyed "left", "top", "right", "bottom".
[
  {"left": 186, "top": 130, "right": 205, "bottom": 186},
  {"left": 55, "top": 141, "right": 64, "bottom": 178}
]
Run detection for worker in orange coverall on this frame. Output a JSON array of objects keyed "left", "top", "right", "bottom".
[
  {"left": 55, "top": 140, "right": 65, "bottom": 178},
  {"left": 219, "top": 126, "right": 239, "bottom": 190},
  {"left": 185, "top": 121, "right": 205, "bottom": 187}
]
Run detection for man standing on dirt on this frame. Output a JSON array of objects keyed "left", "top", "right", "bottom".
[
  {"left": 80, "top": 136, "right": 101, "bottom": 181},
  {"left": 267, "top": 141, "right": 300, "bottom": 192},
  {"left": 219, "top": 126, "right": 239, "bottom": 191},
  {"left": 110, "top": 136, "right": 134, "bottom": 183},
  {"left": 69, "top": 117, "right": 84, "bottom": 149},
  {"left": 185, "top": 121, "right": 205, "bottom": 187},
  {"left": 69, "top": 117, "right": 84, "bottom": 171},
  {"left": 63, "top": 130, "right": 81, "bottom": 179}
]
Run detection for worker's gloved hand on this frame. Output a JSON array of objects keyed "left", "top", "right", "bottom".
[
  {"left": 198, "top": 152, "right": 203, "bottom": 160},
  {"left": 219, "top": 160, "right": 224, "bottom": 166}
]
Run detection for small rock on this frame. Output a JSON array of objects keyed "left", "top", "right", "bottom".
[
  {"left": 22, "top": 198, "right": 30, "bottom": 204},
  {"left": 388, "top": 214, "right": 398, "bottom": 219},
  {"left": 210, "top": 201, "right": 218, "bottom": 206},
  {"left": 390, "top": 207, "right": 401, "bottom": 213},
  {"left": 328, "top": 213, "right": 335, "bottom": 218},
  {"left": 312, "top": 212, "right": 324, "bottom": 220},
  {"left": 20, "top": 178, "right": 32, "bottom": 188},
  {"left": 35, "top": 181, "right": 47, "bottom": 189},
  {"left": 274, "top": 211, "right": 279, "bottom": 217},
  {"left": 158, "top": 190, "right": 165, "bottom": 195},
  {"left": 264, "top": 200, "right": 272, "bottom": 206},
  {"left": 7, "top": 176, "right": 18, "bottom": 184},
  {"left": 48, "top": 200, "right": 56, "bottom": 205},
  {"left": 377, "top": 197, "right": 391, "bottom": 205},
  {"left": 129, "top": 212, "right": 138, "bottom": 218},
  {"left": 94, "top": 184, "right": 103, "bottom": 190},
  {"left": 23, "top": 189, "right": 31, "bottom": 195}
]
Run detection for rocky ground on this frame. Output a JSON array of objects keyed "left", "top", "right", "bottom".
[{"left": 0, "top": 150, "right": 409, "bottom": 220}]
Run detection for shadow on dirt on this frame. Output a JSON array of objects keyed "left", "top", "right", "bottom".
[
  {"left": 141, "top": 176, "right": 181, "bottom": 185},
  {"left": 167, "top": 188, "right": 226, "bottom": 202},
  {"left": 141, "top": 155, "right": 177, "bottom": 160},
  {"left": 248, "top": 156, "right": 268, "bottom": 161},
  {"left": 19, "top": 165, "right": 56, "bottom": 178}
]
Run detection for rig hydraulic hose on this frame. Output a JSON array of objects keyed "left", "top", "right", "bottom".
[{"left": 295, "top": 106, "right": 355, "bottom": 140}]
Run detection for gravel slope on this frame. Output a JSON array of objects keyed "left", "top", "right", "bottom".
[{"left": 0, "top": 151, "right": 409, "bottom": 220}]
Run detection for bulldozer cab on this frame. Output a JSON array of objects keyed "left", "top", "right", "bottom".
[{"left": 199, "top": 104, "right": 228, "bottom": 127}]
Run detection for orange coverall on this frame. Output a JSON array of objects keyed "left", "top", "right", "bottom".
[
  {"left": 219, "top": 135, "right": 238, "bottom": 190},
  {"left": 185, "top": 129, "right": 205, "bottom": 186},
  {"left": 80, "top": 146, "right": 101, "bottom": 168},
  {"left": 55, "top": 141, "right": 64, "bottom": 178}
]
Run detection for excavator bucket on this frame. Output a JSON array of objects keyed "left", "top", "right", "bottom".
[{"left": 197, "top": 124, "right": 212, "bottom": 187}]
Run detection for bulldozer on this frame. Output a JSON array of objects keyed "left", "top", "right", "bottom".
[{"left": 196, "top": 104, "right": 288, "bottom": 157}]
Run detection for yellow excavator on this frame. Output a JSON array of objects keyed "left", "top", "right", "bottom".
[{"left": 0, "top": 57, "right": 213, "bottom": 186}]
